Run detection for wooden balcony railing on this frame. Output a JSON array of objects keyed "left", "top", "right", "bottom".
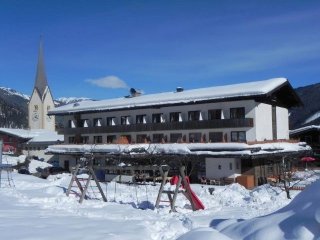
[{"left": 57, "top": 118, "right": 254, "bottom": 135}]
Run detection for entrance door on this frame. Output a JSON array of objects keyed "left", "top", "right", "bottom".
[{"left": 64, "top": 160, "right": 70, "bottom": 171}]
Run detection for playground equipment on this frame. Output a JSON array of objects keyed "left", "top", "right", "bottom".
[
  {"left": 66, "top": 154, "right": 107, "bottom": 203},
  {"left": 155, "top": 165, "right": 204, "bottom": 212},
  {"left": 0, "top": 140, "right": 14, "bottom": 188}
]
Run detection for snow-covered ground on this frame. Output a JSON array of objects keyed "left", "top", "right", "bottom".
[{"left": 0, "top": 169, "right": 319, "bottom": 239}]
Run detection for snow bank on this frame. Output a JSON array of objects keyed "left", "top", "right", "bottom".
[
  {"left": 214, "top": 179, "right": 320, "bottom": 240},
  {"left": 1, "top": 154, "right": 26, "bottom": 166},
  {"left": 28, "top": 159, "right": 52, "bottom": 173}
]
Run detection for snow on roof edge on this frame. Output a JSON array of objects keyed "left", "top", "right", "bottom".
[
  {"left": 49, "top": 78, "right": 288, "bottom": 115},
  {"left": 46, "top": 142, "right": 311, "bottom": 157}
]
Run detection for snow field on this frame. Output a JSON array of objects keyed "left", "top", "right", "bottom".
[{"left": 0, "top": 169, "right": 319, "bottom": 240}]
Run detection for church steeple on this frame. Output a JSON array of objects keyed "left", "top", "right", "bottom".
[
  {"left": 28, "top": 37, "right": 55, "bottom": 131},
  {"left": 34, "top": 36, "right": 48, "bottom": 98}
]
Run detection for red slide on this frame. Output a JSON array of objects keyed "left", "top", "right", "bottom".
[
  {"left": 170, "top": 175, "right": 205, "bottom": 210},
  {"left": 189, "top": 189, "right": 205, "bottom": 210}
]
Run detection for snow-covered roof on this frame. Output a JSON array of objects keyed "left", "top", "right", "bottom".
[
  {"left": 290, "top": 125, "right": 320, "bottom": 135},
  {"left": 49, "top": 78, "right": 290, "bottom": 115},
  {"left": 46, "top": 142, "right": 310, "bottom": 157},
  {"left": 0, "top": 128, "right": 64, "bottom": 143}
]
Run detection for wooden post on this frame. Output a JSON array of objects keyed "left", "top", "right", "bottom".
[
  {"left": 155, "top": 165, "right": 169, "bottom": 209},
  {"left": 88, "top": 166, "right": 107, "bottom": 202},
  {"left": 179, "top": 166, "right": 196, "bottom": 211},
  {"left": 170, "top": 175, "right": 182, "bottom": 212},
  {"left": 66, "top": 163, "right": 80, "bottom": 196},
  {"left": 79, "top": 172, "right": 92, "bottom": 203}
]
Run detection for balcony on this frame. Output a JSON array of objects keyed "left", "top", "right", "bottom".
[{"left": 58, "top": 118, "right": 254, "bottom": 135}]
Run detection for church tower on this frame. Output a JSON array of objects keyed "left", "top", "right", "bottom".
[{"left": 28, "top": 38, "right": 55, "bottom": 131}]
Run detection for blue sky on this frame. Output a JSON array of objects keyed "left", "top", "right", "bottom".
[{"left": 1, "top": 0, "right": 320, "bottom": 100}]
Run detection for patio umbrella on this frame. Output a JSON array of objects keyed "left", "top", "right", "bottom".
[{"left": 301, "top": 156, "right": 316, "bottom": 169}]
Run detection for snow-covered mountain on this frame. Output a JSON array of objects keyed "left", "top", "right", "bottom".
[
  {"left": 55, "top": 97, "right": 93, "bottom": 106},
  {"left": 0, "top": 87, "right": 92, "bottom": 128},
  {"left": 0, "top": 87, "right": 30, "bottom": 100},
  {"left": 289, "top": 82, "right": 320, "bottom": 129}
]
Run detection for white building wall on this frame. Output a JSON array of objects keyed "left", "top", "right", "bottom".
[
  {"left": 254, "top": 103, "right": 273, "bottom": 141},
  {"left": 63, "top": 99, "right": 260, "bottom": 143},
  {"left": 276, "top": 106, "right": 289, "bottom": 139},
  {"left": 42, "top": 89, "right": 56, "bottom": 131},
  {"left": 28, "top": 90, "right": 43, "bottom": 129},
  {"left": 205, "top": 157, "right": 241, "bottom": 179}
]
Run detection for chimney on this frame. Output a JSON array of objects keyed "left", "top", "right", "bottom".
[{"left": 176, "top": 87, "right": 184, "bottom": 92}]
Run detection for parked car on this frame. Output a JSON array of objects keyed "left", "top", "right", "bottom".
[
  {"left": 40, "top": 167, "right": 68, "bottom": 179},
  {"left": 18, "top": 168, "right": 30, "bottom": 175}
]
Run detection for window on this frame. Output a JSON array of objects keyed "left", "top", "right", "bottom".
[
  {"left": 121, "top": 116, "right": 131, "bottom": 125},
  {"left": 107, "top": 117, "right": 116, "bottom": 126},
  {"left": 93, "top": 136, "right": 103, "bottom": 144},
  {"left": 170, "top": 133, "right": 182, "bottom": 143},
  {"left": 136, "top": 115, "right": 146, "bottom": 124},
  {"left": 152, "top": 113, "right": 163, "bottom": 123},
  {"left": 107, "top": 135, "right": 116, "bottom": 143},
  {"left": 229, "top": 162, "right": 233, "bottom": 170},
  {"left": 68, "top": 120, "right": 76, "bottom": 128},
  {"left": 80, "top": 119, "right": 89, "bottom": 127},
  {"left": 120, "top": 135, "right": 131, "bottom": 144},
  {"left": 209, "top": 132, "right": 223, "bottom": 142},
  {"left": 231, "top": 131, "right": 246, "bottom": 142},
  {"left": 189, "top": 132, "right": 202, "bottom": 143},
  {"left": 230, "top": 107, "right": 245, "bottom": 119},
  {"left": 188, "top": 111, "right": 202, "bottom": 121},
  {"left": 153, "top": 134, "right": 164, "bottom": 143},
  {"left": 93, "top": 118, "right": 102, "bottom": 127},
  {"left": 208, "top": 109, "right": 222, "bottom": 120},
  {"left": 80, "top": 136, "right": 89, "bottom": 144},
  {"left": 34, "top": 105, "right": 38, "bottom": 111},
  {"left": 68, "top": 137, "right": 75, "bottom": 144},
  {"left": 170, "top": 112, "right": 182, "bottom": 122},
  {"left": 136, "top": 134, "right": 148, "bottom": 143}
]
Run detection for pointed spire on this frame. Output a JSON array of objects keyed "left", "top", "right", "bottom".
[{"left": 34, "top": 36, "right": 48, "bottom": 98}]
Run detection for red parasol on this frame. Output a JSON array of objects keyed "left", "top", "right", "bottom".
[
  {"left": 301, "top": 156, "right": 316, "bottom": 162},
  {"left": 301, "top": 156, "right": 316, "bottom": 169}
]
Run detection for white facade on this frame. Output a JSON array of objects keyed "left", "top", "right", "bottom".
[
  {"left": 61, "top": 99, "right": 288, "bottom": 144},
  {"left": 28, "top": 88, "right": 55, "bottom": 131},
  {"left": 205, "top": 157, "right": 241, "bottom": 179},
  {"left": 276, "top": 107, "right": 289, "bottom": 139}
]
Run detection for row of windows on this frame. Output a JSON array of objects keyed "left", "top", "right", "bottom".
[
  {"left": 69, "top": 131, "right": 246, "bottom": 144},
  {"left": 68, "top": 107, "right": 245, "bottom": 128},
  {"left": 25, "top": 146, "right": 46, "bottom": 151}
]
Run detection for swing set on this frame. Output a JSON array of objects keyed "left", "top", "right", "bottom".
[{"left": 66, "top": 154, "right": 205, "bottom": 211}]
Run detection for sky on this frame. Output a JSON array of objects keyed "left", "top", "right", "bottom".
[{"left": 1, "top": 0, "right": 320, "bottom": 100}]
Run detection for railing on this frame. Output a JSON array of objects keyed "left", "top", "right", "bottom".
[{"left": 57, "top": 118, "right": 254, "bottom": 135}]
